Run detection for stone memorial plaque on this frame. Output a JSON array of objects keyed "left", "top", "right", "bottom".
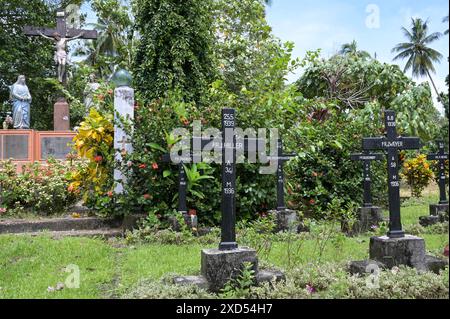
[
  {"left": 40, "top": 136, "right": 73, "bottom": 160},
  {"left": 3, "top": 135, "right": 29, "bottom": 160}
]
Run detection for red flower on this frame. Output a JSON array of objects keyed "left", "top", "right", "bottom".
[
  {"left": 152, "top": 162, "right": 159, "bottom": 170},
  {"left": 98, "top": 94, "right": 105, "bottom": 101},
  {"left": 107, "top": 89, "right": 113, "bottom": 95},
  {"left": 139, "top": 163, "right": 147, "bottom": 169},
  {"left": 143, "top": 194, "right": 152, "bottom": 200},
  {"left": 309, "top": 199, "right": 316, "bottom": 205},
  {"left": 189, "top": 209, "right": 197, "bottom": 216},
  {"left": 94, "top": 155, "right": 103, "bottom": 163},
  {"left": 0, "top": 207, "right": 7, "bottom": 214},
  {"left": 182, "top": 118, "right": 190, "bottom": 126},
  {"left": 106, "top": 191, "right": 113, "bottom": 198},
  {"left": 444, "top": 245, "right": 449, "bottom": 257}
]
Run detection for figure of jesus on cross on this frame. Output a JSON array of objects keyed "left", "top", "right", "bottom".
[
  {"left": 37, "top": 30, "right": 85, "bottom": 83},
  {"left": 23, "top": 7, "right": 97, "bottom": 85}
]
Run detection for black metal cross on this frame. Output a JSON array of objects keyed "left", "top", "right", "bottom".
[
  {"left": 427, "top": 140, "right": 449, "bottom": 205},
  {"left": 267, "top": 139, "right": 296, "bottom": 211},
  {"left": 351, "top": 151, "right": 384, "bottom": 207},
  {"left": 363, "top": 110, "right": 421, "bottom": 238},
  {"left": 162, "top": 154, "right": 189, "bottom": 215}
]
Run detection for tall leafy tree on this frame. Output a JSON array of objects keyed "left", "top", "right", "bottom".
[
  {"left": 392, "top": 18, "right": 443, "bottom": 98},
  {"left": 74, "top": 0, "right": 134, "bottom": 78},
  {"left": 338, "top": 40, "right": 371, "bottom": 59},
  {"left": 132, "top": 0, "right": 216, "bottom": 106}
]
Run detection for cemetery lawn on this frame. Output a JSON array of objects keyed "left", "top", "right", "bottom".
[{"left": 0, "top": 195, "right": 448, "bottom": 299}]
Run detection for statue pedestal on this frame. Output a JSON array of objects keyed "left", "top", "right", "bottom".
[{"left": 54, "top": 99, "right": 70, "bottom": 131}]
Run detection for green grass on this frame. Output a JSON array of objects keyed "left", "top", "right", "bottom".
[
  {"left": 0, "top": 196, "right": 448, "bottom": 299},
  {"left": 0, "top": 236, "right": 115, "bottom": 299}
]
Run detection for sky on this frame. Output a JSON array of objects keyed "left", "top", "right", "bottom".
[{"left": 80, "top": 0, "right": 449, "bottom": 112}]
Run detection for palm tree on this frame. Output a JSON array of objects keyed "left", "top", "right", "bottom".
[
  {"left": 392, "top": 18, "right": 443, "bottom": 98},
  {"left": 339, "top": 40, "right": 371, "bottom": 59}
]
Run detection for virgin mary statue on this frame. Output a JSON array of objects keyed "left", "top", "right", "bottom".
[{"left": 9, "top": 75, "right": 32, "bottom": 129}]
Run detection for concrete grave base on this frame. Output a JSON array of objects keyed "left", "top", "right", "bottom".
[
  {"left": 342, "top": 206, "right": 384, "bottom": 235},
  {"left": 349, "top": 235, "right": 448, "bottom": 275},
  {"left": 201, "top": 247, "right": 258, "bottom": 293},
  {"left": 419, "top": 215, "right": 440, "bottom": 227},
  {"left": 173, "top": 247, "right": 285, "bottom": 293},
  {"left": 419, "top": 204, "right": 448, "bottom": 227},
  {"left": 370, "top": 235, "right": 426, "bottom": 269},
  {"left": 429, "top": 203, "right": 449, "bottom": 216}
]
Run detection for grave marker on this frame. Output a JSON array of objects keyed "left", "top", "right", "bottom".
[
  {"left": 363, "top": 110, "right": 421, "bottom": 238},
  {"left": 349, "top": 111, "right": 448, "bottom": 274},
  {"left": 427, "top": 140, "right": 449, "bottom": 206},
  {"left": 350, "top": 151, "right": 384, "bottom": 207},
  {"left": 266, "top": 139, "right": 298, "bottom": 232},
  {"left": 345, "top": 151, "right": 385, "bottom": 234},
  {"left": 420, "top": 140, "right": 449, "bottom": 225}
]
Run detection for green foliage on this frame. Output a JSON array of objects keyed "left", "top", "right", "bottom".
[
  {"left": 220, "top": 262, "right": 256, "bottom": 299},
  {"left": 285, "top": 110, "right": 386, "bottom": 217},
  {"left": 123, "top": 277, "right": 214, "bottom": 299},
  {"left": 0, "top": 159, "right": 79, "bottom": 216},
  {"left": 401, "top": 154, "right": 434, "bottom": 197},
  {"left": 295, "top": 52, "right": 442, "bottom": 142},
  {"left": 69, "top": 85, "right": 115, "bottom": 216},
  {"left": 133, "top": 0, "right": 217, "bottom": 106},
  {"left": 74, "top": 0, "right": 135, "bottom": 78},
  {"left": 0, "top": 0, "right": 56, "bottom": 130}
]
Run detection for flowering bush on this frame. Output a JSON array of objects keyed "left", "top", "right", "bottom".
[
  {"left": 401, "top": 154, "right": 434, "bottom": 198},
  {"left": 69, "top": 98, "right": 115, "bottom": 216},
  {"left": 0, "top": 160, "right": 79, "bottom": 216}
]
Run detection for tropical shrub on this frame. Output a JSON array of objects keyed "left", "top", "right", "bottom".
[
  {"left": 400, "top": 154, "right": 434, "bottom": 197},
  {"left": 69, "top": 86, "right": 115, "bottom": 216},
  {"left": 0, "top": 159, "right": 79, "bottom": 216},
  {"left": 284, "top": 108, "right": 386, "bottom": 217}
]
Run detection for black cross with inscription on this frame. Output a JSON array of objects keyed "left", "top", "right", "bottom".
[
  {"left": 267, "top": 139, "right": 296, "bottom": 211},
  {"left": 351, "top": 151, "right": 384, "bottom": 207},
  {"left": 220, "top": 108, "right": 237, "bottom": 250},
  {"left": 363, "top": 110, "right": 421, "bottom": 238},
  {"left": 165, "top": 110, "right": 267, "bottom": 251},
  {"left": 163, "top": 130, "right": 266, "bottom": 244},
  {"left": 427, "top": 140, "right": 449, "bottom": 205},
  {"left": 162, "top": 154, "right": 190, "bottom": 215}
]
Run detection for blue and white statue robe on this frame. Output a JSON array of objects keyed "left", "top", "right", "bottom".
[{"left": 10, "top": 82, "right": 32, "bottom": 129}]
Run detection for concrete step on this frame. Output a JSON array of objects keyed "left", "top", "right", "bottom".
[
  {"left": 0, "top": 217, "right": 123, "bottom": 234},
  {"left": 18, "top": 228, "right": 124, "bottom": 239}
]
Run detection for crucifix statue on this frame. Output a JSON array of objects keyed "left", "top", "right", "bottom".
[
  {"left": 23, "top": 7, "right": 97, "bottom": 131},
  {"left": 23, "top": 8, "right": 97, "bottom": 85}
]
